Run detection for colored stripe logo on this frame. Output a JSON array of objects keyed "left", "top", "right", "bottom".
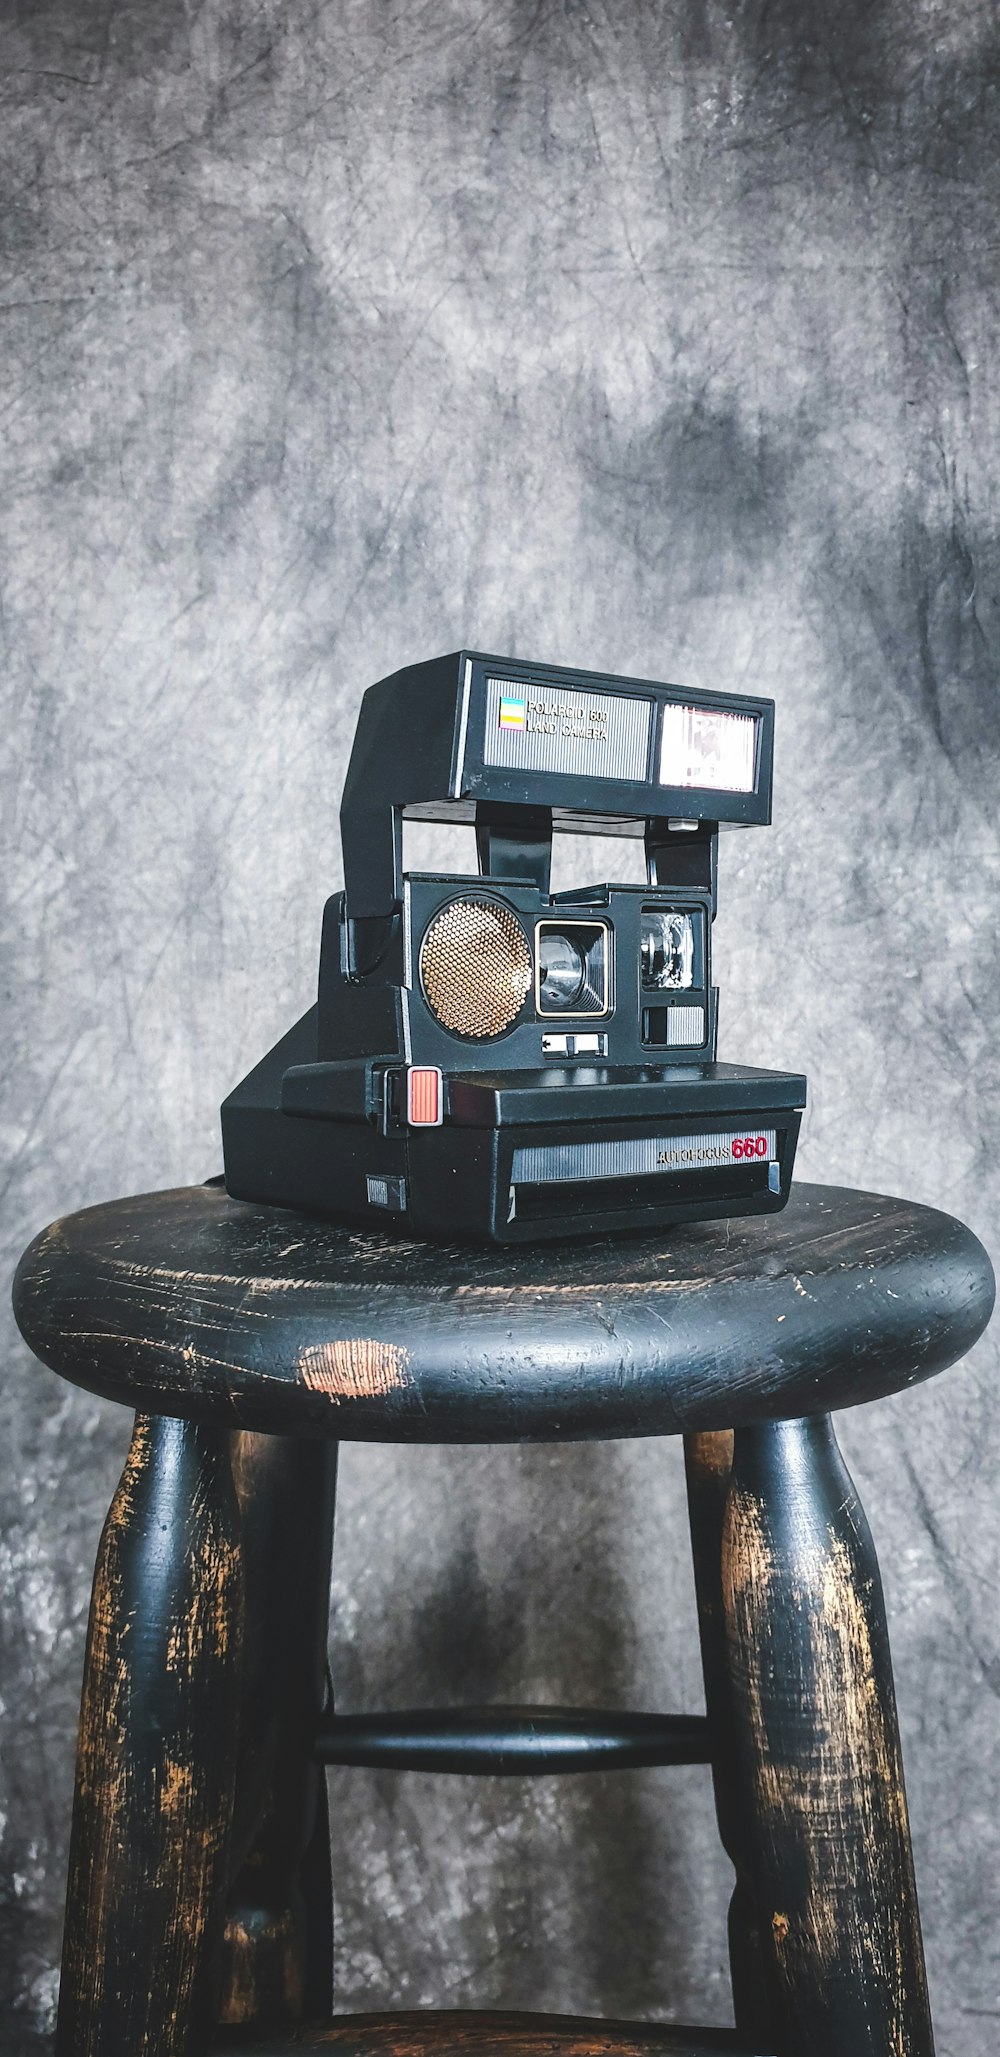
[{"left": 498, "top": 694, "right": 525, "bottom": 728}]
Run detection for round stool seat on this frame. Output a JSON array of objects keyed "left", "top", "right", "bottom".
[{"left": 14, "top": 1179, "right": 993, "bottom": 1441}]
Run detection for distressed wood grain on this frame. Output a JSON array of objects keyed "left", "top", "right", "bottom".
[
  {"left": 684, "top": 1431, "right": 772, "bottom": 2044},
  {"left": 721, "top": 1416, "right": 934, "bottom": 2056},
  {"left": 211, "top": 2008, "right": 774, "bottom": 2055},
  {"left": 56, "top": 1413, "right": 244, "bottom": 2057},
  {"left": 219, "top": 1430, "right": 338, "bottom": 2032},
  {"left": 11, "top": 1181, "right": 995, "bottom": 1441},
  {"left": 14, "top": 1182, "right": 988, "bottom": 2053}
]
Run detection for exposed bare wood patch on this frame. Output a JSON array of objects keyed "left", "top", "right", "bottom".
[
  {"left": 686, "top": 1428, "right": 734, "bottom": 1486},
  {"left": 12, "top": 1181, "right": 994, "bottom": 1443},
  {"left": 233, "top": 2011, "right": 775, "bottom": 2056},
  {"left": 298, "top": 1337, "right": 410, "bottom": 1399}
]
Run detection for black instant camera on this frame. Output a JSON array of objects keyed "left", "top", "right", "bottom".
[{"left": 222, "top": 651, "right": 805, "bottom": 1242}]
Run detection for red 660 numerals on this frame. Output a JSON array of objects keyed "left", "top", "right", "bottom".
[{"left": 731, "top": 1136, "right": 769, "bottom": 1159}]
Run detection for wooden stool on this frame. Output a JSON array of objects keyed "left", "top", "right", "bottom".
[{"left": 13, "top": 1181, "right": 994, "bottom": 2057}]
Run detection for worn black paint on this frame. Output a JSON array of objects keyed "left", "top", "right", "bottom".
[
  {"left": 220, "top": 1432, "right": 339, "bottom": 2029},
  {"left": 314, "top": 1710, "right": 711, "bottom": 1776},
  {"left": 12, "top": 1178, "right": 993, "bottom": 2053},
  {"left": 684, "top": 1434, "right": 773, "bottom": 2046},
  {"left": 13, "top": 1182, "right": 994, "bottom": 1440},
  {"left": 212, "top": 2011, "right": 775, "bottom": 2057},
  {"left": 723, "top": 1418, "right": 933, "bottom": 2056},
  {"left": 55, "top": 1415, "right": 243, "bottom": 2057}
]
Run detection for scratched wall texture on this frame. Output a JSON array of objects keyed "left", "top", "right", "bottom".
[{"left": 2, "top": 0, "right": 999, "bottom": 2050}]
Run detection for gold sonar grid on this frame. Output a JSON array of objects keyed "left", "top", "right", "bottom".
[{"left": 420, "top": 899, "right": 532, "bottom": 1038}]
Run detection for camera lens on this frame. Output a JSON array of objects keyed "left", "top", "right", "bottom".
[
  {"left": 538, "top": 930, "right": 586, "bottom": 1010},
  {"left": 641, "top": 911, "right": 695, "bottom": 991}
]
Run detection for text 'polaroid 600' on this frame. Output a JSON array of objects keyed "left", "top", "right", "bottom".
[{"left": 222, "top": 652, "right": 806, "bottom": 1242}]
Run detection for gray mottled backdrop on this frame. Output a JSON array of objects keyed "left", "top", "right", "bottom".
[{"left": 2, "top": 1, "right": 998, "bottom": 2050}]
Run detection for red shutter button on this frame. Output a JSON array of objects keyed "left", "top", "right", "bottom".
[{"left": 407, "top": 1066, "right": 443, "bottom": 1126}]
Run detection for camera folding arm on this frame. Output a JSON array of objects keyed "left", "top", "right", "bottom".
[{"left": 339, "top": 649, "right": 774, "bottom": 939}]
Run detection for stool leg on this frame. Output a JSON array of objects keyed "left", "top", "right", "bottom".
[
  {"left": 218, "top": 1432, "right": 338, "bottom": 2032},
  {"left": 684, "top": 1430, "right": 774, "bottom": 2042},
  {"left": 56, "top": 1412, "right": 244, "bottom": 2057},
  {"left": 722, "top": 1414, "right": 935, "bottom": 2057}
]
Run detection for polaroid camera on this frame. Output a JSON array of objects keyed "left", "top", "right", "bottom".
[{"left": 222, "top": 651, "right": 806, "bottom": 1242}]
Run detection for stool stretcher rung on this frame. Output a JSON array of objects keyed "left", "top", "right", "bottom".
[
  {"left": 313, "top": 1708, "right": 711, "bottom": 1774},
  {"left": 213, "top": 2008, "right": 772, "bottom": 2056}
]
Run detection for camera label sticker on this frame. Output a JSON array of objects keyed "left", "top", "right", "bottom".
[
  {"left": 485, "top": 676, "right": 652, "bottom": 783},
  {"left": 512, "top": 1130, "right": 778, "bottom": 1184}
]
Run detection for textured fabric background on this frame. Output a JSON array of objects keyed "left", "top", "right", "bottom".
[{"left": 2, "top": 2, "right": 998, "bottom": 2050}]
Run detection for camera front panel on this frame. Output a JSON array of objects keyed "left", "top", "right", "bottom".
[{"left": 401, "top": 874, "right": 715, "bottom": 1072}]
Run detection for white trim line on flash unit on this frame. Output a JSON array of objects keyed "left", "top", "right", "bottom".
[
  {"left": 452, "top": 656, "right": 474, "bottom": 797},
  {"left": 400, "top": 879, "right": 413, "bottom": 1061}
]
